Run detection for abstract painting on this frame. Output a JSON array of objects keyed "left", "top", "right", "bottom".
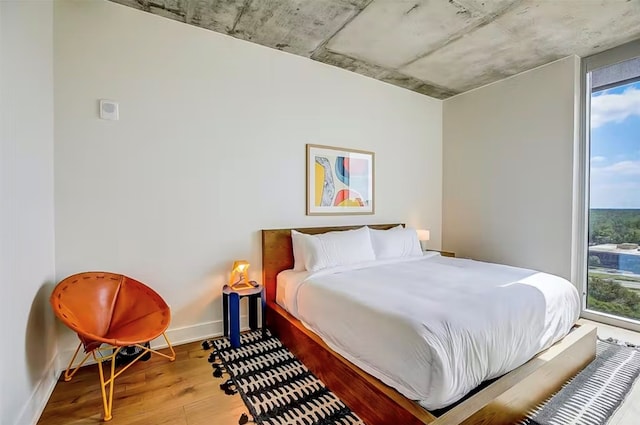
[{"left": 306, "top": 144, "right": 374, "bottom": 215}]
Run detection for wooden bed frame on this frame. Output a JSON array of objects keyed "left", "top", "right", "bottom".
[{"left": 261, "top": 224, "right": 597, "bottom": 425}]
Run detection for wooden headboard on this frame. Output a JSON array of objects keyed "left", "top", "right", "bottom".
[{"left": 261, "top": 224, "right": 401, "bottom": 305}]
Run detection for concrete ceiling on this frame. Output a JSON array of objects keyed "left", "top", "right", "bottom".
[{"left": 110, "top": 0, "right": 640, "bottom": 99}]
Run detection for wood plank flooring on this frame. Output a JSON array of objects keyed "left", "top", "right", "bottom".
[
  {"left": 38, "top": 322, "right": 640, "bottom": 425},
  {"left": 38, "top": 341, "right": 246, "bottom": 425}
]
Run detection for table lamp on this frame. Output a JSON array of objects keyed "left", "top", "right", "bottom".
[
  {"left": 417, "top": 229, "right": 430, "bottom": 251},
  {"left": 229, "top": 260, "right": 253, "bottom": 290}
]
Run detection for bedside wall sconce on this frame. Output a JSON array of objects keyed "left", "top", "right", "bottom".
[
  {"left": 229, "top": 260, "right": 254, "bottom": 290},
  {"left": 417, "top": 229, "right": 430, "bottom": 251}
]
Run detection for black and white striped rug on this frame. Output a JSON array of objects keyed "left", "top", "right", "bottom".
[
  {"left": 522, "top": 338, "right": 640, "bottom": 425},
  {"left": 204, "top": 332, "right": 640, "bottom": 425},
  {"left": 204, "top": 330, "right": 364, "bottom": 425}
]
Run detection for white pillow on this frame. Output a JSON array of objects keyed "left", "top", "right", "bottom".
[
  {"left": 369, "top": 227, "right": 423, "bottom": 260},
  {"left": 302, "top": 227, "right": 376, "bottom": 272},
  {"left": 291, "top": 230, "right": 307, "bottom": 271}
]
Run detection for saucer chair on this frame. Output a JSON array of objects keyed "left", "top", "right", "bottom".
[{"left": 50, "top": 272, "right": 176, "bottom": 421}]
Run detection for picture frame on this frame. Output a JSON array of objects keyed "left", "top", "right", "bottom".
[{"left": 306, "top": 144, "right": 375, "bottom": 216}]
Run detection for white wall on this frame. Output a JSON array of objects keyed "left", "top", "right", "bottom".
[
  {"left": 0, "top": 2, "right": 57, "bottom": 424},
  {"left": 442, "top": 56, "right": 580, "bottom": 280},
  {"left": 54, "top": 0, "right": 443, "bottom": 352}
]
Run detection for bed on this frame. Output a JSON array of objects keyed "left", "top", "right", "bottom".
[{"left": 262, "top": 224, "right": 597, "bottom": 425}]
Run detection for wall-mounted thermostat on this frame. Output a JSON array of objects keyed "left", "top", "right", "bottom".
[{"left": 99, "top": 99, "right": 119, "bottom": 120}]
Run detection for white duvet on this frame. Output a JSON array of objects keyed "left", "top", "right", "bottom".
[{"left": 276, "top": 253, "right": 580, "bottom": 410}]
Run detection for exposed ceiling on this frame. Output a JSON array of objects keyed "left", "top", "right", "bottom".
[{"left": 110, "top": 0, "right": 640, "bottom": 99}]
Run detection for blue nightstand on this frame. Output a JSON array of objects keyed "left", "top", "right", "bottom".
[{"left": 222, "top": 283, "right": 266, "bottom": 348}]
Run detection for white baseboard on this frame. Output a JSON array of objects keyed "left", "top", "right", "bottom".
[
  {"left": 56, "top": 316, "right": 249, "bottom": 371},
  {"left": 15, "top": 353, "right": 59, "bottom": 425}
]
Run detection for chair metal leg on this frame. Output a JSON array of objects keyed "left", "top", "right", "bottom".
[
  {"left": 107, "top": 349, "right": 117, "bottom": 420},
  {"left": 69, "top": 336, "right": 176, "bottom": 421},
  {"left": 94, "top": 347, "right": 120, "bottom": 422},
  {"left": 160, "top": 332, "right": 177, "bottom": 361},
  {"left": 64, "top": 342, "right": 92, "bottom": 382}
]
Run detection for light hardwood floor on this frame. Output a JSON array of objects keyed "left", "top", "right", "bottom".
[
  {"left": 38, "top": 323, "right": 640, "bottom": 425},
  {"left": 37, "top": 340, "right": 246, "bottom": 425}
]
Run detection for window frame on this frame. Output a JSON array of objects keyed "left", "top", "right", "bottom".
[{"left": 576, "top": 40, "right": 640, "bottom": 332}]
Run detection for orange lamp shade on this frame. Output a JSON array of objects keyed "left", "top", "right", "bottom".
[{"left": 229, "top": 260, "right": 252, "bottom": 289}]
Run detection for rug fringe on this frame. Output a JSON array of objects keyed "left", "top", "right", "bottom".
[
  {"left": 212, "top": 363, "right": 227, "bottom": 378},
  {"left": 220, "top": 378, "right": 238, "bottom": 395},
  {"left": 598, "top": 336, "right": 640, "bottom": 349}
]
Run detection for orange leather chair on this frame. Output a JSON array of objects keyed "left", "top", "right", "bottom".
[{"left": 50, "top": 272, "right": 176, "bottom": 421}]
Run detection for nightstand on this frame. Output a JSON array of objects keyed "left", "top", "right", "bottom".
[
  {"left": 426, "top": 250, "right": 455, "bottom": 258},
  {"left": 222, "top": 283, "right": 266, "bottom": 348}
]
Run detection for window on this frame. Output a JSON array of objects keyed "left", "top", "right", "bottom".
[{"left": 582, "top": 41, "right": 640, "bottom": 329}]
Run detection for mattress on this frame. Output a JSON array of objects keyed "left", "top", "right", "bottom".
[{"left": 275, "top": 254, "right": 580, "bottom": 410}]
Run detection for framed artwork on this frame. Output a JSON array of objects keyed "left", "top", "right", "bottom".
[{"left": 306, "top": 144, "right": 375, "bottom": 216}]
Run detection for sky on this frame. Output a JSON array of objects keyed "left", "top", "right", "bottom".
[{"left": 590, "top": 80, "right": 640, "bottom": 209}]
